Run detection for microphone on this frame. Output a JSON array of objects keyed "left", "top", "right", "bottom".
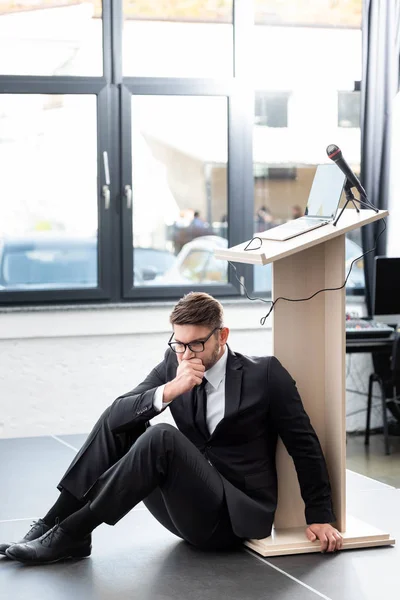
[{"left": 326, "top": 144, "right": 367, "bottom": 198}]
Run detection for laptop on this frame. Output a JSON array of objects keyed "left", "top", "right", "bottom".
[{"left": 259, "top": 164, "right": 346, "bottom": 241}]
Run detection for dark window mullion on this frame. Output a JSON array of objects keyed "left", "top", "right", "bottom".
[
  {"left": 227, "top": 91, "right": 255, "bottom": 293},
  {"left": 97, "top": 85, "right": 117, "bottom": 300},
  {"left": 98, "top": 0, "right": 124, "bottom": 301},
  {"left": 103, "top": 0, "right": 114, "bottom": 83},
  {"left": 124, "top": 78, "right": 235, "bottom": 96},
  {"left": 120, "top": 85, "right": 134, "bottom": 297},
  {"left": 228, "top": 0, "right": 255, "bottom": 292},
  {"left": 108, "top": 0, "right": 123, "bottom": 85},
  {"left": 0, "top": 77, "right": 107, "bottom": 94},
  {"left": 0, "top": 288, "right": 115, "bottom": 306},
  {"left": 123, "top": 284, "right": 240, "bottom": 301}
]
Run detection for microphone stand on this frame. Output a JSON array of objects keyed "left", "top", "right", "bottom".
[{"left": 333, "top": 180, "right": 378, "bottom": 227}]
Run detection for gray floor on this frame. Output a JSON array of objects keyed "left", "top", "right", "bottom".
[
  {"left": 1, "top": 434, "right": 399, "bottom": 600},
  {"left": 346, "top": 432, "right": 400, "bottom": 487}
]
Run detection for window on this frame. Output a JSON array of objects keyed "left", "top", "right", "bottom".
[
  {"left": 0, "top": 0, "right": 251, "bottom": 306},
  {"left": 122, "top": 0, "right": 233, "bottom": 77},
  {"left": 0, "top": 0, "right": 103, "bottom": 76},
  {"left": 252, "top": 1, "right": 363, "bottom": 295},
  {"left": 0, "top": 0, "right": 364, "bottom": 306},
  {"left": 0, "top": 94, "right": 101, "bottom": 294},
  {"left": 338, "top": 91, "right": 361, "bottom": 128}
]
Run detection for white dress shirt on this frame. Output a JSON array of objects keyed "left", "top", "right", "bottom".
[{"left": 153, "top": 347, "right": 228, "bottom": 435}]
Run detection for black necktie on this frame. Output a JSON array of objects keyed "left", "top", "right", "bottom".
[{"left": 194, "top": 378, "right": 209, "bottom": 439}]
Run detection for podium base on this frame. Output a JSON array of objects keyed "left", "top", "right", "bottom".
[{"left": 244, "top": 515, "right": 395, "bottom": 557}]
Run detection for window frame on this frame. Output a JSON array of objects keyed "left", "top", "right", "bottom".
[
  {"left": 119, "top": 79, "right": 254, "bottom": 301},
  {"left": 0, "top": 80, "right": 117, "bottom": 305}
]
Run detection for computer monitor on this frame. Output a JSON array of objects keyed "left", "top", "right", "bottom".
[{"left": 373, "top": 256, "right": 400, "bottom": 325}]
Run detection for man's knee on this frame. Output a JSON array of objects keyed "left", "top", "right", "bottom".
[
  {"left": 145, "top": 423, "right": 179, "bottom": 439},
  {"left": 136, "top": 422, "right": 181, "bottom": 449}
]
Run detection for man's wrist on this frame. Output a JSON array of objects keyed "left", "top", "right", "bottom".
[{"left": 163, "top": 380, "right": 178, "bottom": 404}]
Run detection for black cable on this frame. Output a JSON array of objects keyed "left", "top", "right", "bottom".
[{"left": 229, "top": 217, "right": 387, "bottom": 327}]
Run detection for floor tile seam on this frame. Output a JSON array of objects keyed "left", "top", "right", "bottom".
[
  {"left": 243, "top": 548, "right": 333, "bottom": 600},
  {"left": 50, "top": 434, "right": 79, "bottom": 452}
]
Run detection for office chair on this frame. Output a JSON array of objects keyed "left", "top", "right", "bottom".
[{"left": 365, "top": 329, "right": 400, "bottom": 455}]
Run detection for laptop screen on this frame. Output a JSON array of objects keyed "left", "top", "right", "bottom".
[{"left": 305, "top": 164, "right": 346, "bottom": 219}]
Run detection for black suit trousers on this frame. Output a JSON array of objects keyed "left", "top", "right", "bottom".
[{"left": 57, "top": 407, "right": 239, "bottom": 550}]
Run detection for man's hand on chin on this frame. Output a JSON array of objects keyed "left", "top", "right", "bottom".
[{"left": 305, "top": 523, "right": 343, "bottom": 553}]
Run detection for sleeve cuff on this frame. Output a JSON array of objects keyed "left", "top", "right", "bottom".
[
  {"left": 305, "top": 506, "right": 336, "bottom": 525},
  {"left": 153, "top": 385, "right": 167, "bottom": 412}
]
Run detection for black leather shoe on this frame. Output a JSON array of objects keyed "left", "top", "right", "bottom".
[
  {"left": 5, "top": 523, "right": 92, "bottom": 564},
  {"left": 0, "top": 519, "right": 50, "bottom": 557}
]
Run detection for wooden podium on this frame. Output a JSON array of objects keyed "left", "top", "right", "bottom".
[{"left": 215, "top": 209, "right": 395, "bottom": 556}]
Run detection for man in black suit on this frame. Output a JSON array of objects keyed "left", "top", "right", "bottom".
[{"left": 1, "top": 292, "right": 342, "bottom": 564}]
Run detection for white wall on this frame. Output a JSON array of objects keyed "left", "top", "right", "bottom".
[{"left": 0, "top": 301, "right": 378, "bottom": 439}]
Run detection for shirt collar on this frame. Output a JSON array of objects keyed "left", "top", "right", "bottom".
[{"left": 204, "top": 346, "right": 227, "bottom": 390}]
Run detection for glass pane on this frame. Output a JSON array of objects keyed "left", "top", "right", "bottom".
[
  {"left": 123, "top": 1, "right": 233, "bottom": 77},
  {"left": 255, "top": 0, "right": 362, "bottom": 26},
  {"left": 252, "top": 0, "right": 364, "bottom": 294},
  {"left": 0, "top": 94, "right": 98, "bottom": 291},
  {"left": 131, "top": 95, "right": 228, "bottom": 288},
  {"left": 0, "top": 1, "right": 102, "bottom": 76}
]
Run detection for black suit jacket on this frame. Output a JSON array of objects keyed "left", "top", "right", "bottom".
[{"left": 108, "top": 346, "right": 335, "bottom": 539}]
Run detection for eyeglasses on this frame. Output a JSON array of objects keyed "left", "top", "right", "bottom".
[{"left": 168, "top": 327, "right": 221, "bottom": 354}]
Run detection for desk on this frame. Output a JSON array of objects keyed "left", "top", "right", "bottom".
[
  {"left": 346, "top": 333, "right": 400, "bottom": 425},
  {"left": 346, "top": 334, "right": 394, "bottom": 354}
]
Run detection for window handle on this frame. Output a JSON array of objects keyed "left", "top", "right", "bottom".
[
  {"left": 103, "top": 151, "right": 110, "bottom": 210},
  {"left": 102, "top": 184, "right": 110, "bottom": 210},
  {"left": 124, "top": 184, "right": 132, "bottom": 209}
]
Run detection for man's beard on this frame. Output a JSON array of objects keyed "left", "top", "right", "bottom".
[{"left": 203, "top": 342, "right": 221, "bottom": 371}]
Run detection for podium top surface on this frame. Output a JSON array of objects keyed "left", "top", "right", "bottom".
[{"left": 214, "top": 209, "right": 388, "bottom": 266}]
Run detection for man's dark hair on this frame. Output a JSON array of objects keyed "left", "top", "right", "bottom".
[{"left": 169, "top": 292, "right": 224, "bottom": 330}]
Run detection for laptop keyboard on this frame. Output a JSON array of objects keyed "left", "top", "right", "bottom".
[
  {"left": 287, "top": 218, "right": 328, "bottom": 230},
  {"left": 258, "top": 216, "right": 330, "bottom": 240}
]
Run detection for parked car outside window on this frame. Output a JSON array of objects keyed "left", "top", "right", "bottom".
[
  {"left": 0, "top": 234, "right": 175, "bottom": 290},
  {"left": 0, "top": 233, "right": 365, "bottom": 292},
  {"left": 154, "top": 235, "right": 366, "bottom": 291}
]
